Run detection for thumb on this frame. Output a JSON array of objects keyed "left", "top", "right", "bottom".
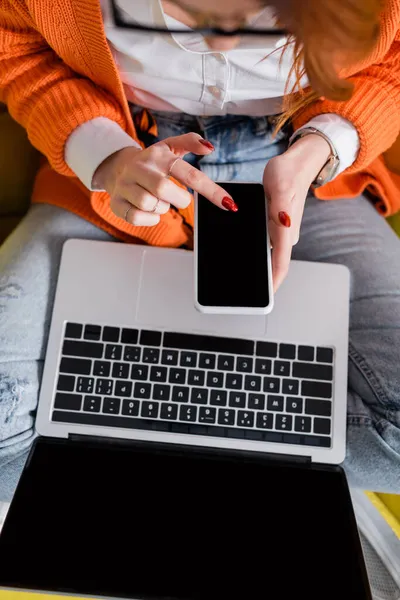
[
  {"left": 162, "top": 132, "right": 215, "bottom": 157},
  {"left": 263, "top": 167, "right": 293, "bottom": 229}
]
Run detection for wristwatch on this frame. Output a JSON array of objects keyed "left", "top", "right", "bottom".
[{"left": 289, "top": 127, "right": 340, "bottom": 187}]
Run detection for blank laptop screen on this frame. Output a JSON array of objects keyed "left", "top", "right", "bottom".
[{"left": 0, "top": 438, "right": 371, "bottom": 600}]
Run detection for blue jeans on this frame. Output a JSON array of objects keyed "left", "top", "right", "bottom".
[{"left": 0, "top": 112, "right": 399, "bottom": 501}]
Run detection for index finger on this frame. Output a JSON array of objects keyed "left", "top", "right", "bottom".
[{"left": 170, "top": 158, "right": 238, "bottom": 212}]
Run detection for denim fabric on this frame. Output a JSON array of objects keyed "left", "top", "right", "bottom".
[{"left": 0, "top": 112, "right": 399, "bottom": 501}]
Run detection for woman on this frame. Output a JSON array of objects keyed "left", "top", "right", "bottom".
[{"left": 0, "top": 0, "right": 399, "bottom": 500}]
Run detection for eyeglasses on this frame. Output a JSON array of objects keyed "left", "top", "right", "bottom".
[{"left": 109, "top": 0, "right": 288, "bottom": 37}]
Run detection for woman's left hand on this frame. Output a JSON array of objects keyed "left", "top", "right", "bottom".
[{"left": 263, "top": 134, "right": 332, "bottom": 292}]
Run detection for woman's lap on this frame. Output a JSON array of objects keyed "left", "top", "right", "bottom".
[{"left": 0, "top": 113, "right": 399, "bottom": 500}]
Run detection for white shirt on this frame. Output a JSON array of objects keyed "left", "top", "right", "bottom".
[{"left": 65, "top": 0, "right": 359, "bottom": 190}]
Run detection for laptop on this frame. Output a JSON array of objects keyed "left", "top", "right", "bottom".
[{"left": 0, "top": 238, "right": 372, "bottom": 599}]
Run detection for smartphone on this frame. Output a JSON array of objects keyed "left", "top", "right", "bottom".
[{"left": 194, "top": 182, "right": 273, "bottom": 315}]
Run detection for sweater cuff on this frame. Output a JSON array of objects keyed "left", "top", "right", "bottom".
[{"left": 65, "top": 117, "right": 141, "bottom": 190}]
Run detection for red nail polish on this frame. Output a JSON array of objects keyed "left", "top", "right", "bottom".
[
  {"left": 278, "top": 211, "right": 291, "bottom": 227},
  {"left": 222, "top": 196, "right": 239, "bottom": 212},
  {"left": 199, "top": 139, "right": 215, "bottom": 151}
]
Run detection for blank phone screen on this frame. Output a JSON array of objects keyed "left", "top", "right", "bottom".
[{"left": 196, "top": 182, "right": 270, "bottom": 308}]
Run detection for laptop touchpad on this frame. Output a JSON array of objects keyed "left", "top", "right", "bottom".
[{"left": 137, "top": 250, "right": 267, "bottom": 337}]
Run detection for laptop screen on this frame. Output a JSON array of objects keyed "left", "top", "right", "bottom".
[{"left": 0, "top": 438, "right": 370, "bottom": 600}]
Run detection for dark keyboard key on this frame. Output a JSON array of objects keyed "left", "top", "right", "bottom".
[
  {"left": 305, "top": 436, "right": 331, "bottom": 448},
  {"left": 180, "top": 405, "right": 197, "bottom": 422},
  {"left": 160, "top": 403, "right": 178, "bottom": 420},
  {"left": 65, "top": 322, "right": 83, "bottom": 339},
  {"left": 133, "top": 382, "right": 151, "bottom": 399},
  {"left": 161, "top": 350, "right": 179, "bottom": 365},
  {"left": 102, "top": 327, "right": 120, "bottom": 343},
  {"left": 227, "top": 429, "right": 247, "bottom": 439},
  {"left": 131, "top": 365, "right": 149, "bottom": 381},
  {"left": 217, "top": 355, "right": 234, "bottom": 371},
  {"left": 189, "top": 424, "right": 210, "bottom": 436},
  {"left": 199, "top": 407, "right": 216, "bottom": 423},
  {"left": 256, "top": 412, "right": 273, "bottom": 429},
  {"left": 282, "top": 379, "right": 299, "bottom": 395},
  {"left": 301, "top": 380, "right": 332, "bottom": 399},
  {"left": 263, "top": 377, "right": 280, "bottom": 393},
  {"left": 141, "top": 401, "right": 159, "bottom": 419},
  {"left": 298, "top": 345, "right": 315, "bottom": 361},
  {"left": 248, "top": 393, "right": 265, "bottom": 410},
  {"left": 188, "top": 370, "right": 205, "bottom": 386},
  {"left": 54, "top": 393, "right": 82, "bottom": 411},
  {"left": 256, "top": 341, "right": 277, "bottom": 358},
  {"left": 164, "top": 332, "right": 254, "bottom": 356},
  {"left": 218, "top": 408, "right": 235, "bottom": 426},
  {"left": 84, "top": 324, "right": 101, "bottom": 341},
  {"left": 95, "top": 378, "right": 113, "bottom": 396},
  {"left": 317, "top": 347, "right": 334, "bottom": 363},
  {"left": 122, "top": 399, "right": 140, "bottom": 416},
  {"left": 60, "top": 357, "right": 91, "bottom": 375},
  {"left": 263, "top": 432, "right": 283, "bottom": 444},
  {"left": 245, "top": 430, "right": 264, "bottom": 441},
  {"left": 305, "top": 398, "right": 332, "bottom": 417},
  {"left": 140, "top": 330, "right": 162, "bottom": 347},
  {"left": 229, "top": 392, "right": 246, "bottom": 408},
  {"left": 267, "top": 395, "right": 284, "bottom": 411},
  {"left": 76, "top": 377, "right": 94, "bottom": 394},
  {"left": 170, "top": 423, "right": 189, "bottom": 434},
  {"left": 93, "top": 361, "right": 111, "bottom": 377},
  {"left": 143, "top": 348, "right": 160, "bottom": 364},
  {"left": 63, "top": 339, "right": 103, "bottom": 359},
  {"left": 121, "top": 328, "right": 138, "bottom": 344},
  {"left": 225, "top": 374, "right": 243, "bottom": 390},
  {"left": 180, "top": 352, "right": 197, "bottom": 368},
  {"left": 279, "top": 344, "right": 296, "bottom": 359},
  {"left": 236, "top": 357, "right": 253, "bottom": 373},
  {"left": 150, "top": 366, "right": 167, "bottom": 382},
  {"left": 124, "top": 346, "right": 141, "bottom": 362},
  {"left": 255, "top": 359, "right": 271, "bottom": 375},
  {"left": 172, "top": 386, "right": 189, "bottom": 403},
  {"left": 295, "top": 416, "right": 312, "bottom": 433},
  {"left": 169, "top": 368, "right": 186, "bottom": 384},
  {"left": 57, "top": 374, "right": 75, "bottom": 392},
  {"left": 237, "top": 411, "right": 254, "bottom": 428},
  {"left": 275, "top": 414, "right": 293, "bottom": 431},
  {"left": 274, "top": 361, "right": 291, "bottom": 377},
  {"left": 103, "top": 398, "right": 121, "bottom": 414},
  {"left": 245, "top": 375, "right": 261, "bottom": 392},
  {"left": 153, "top": 384, "right": 171, "bottom": 401},
  {"left": 206, "top": 372, "right": 224, "bottom": 388},
  {"left": 114, "top": 380, "right": 133, "bottom": 398},
  {"left": 191, "top": 388, "right": 209, "bottom": 404},
  {"left": 286, "top": 397, "right": 303, "bottom": 413},
  {"left": 112, "top": 362, "right": 129, "bottom": 379},
  {"left": 83, "top": 396, "right": 101, "bottom": 413},
  {"left": 293, "top": 362, "right": 333, "bottom": 381},
  {"left": 199, "top": 353, "right": 216, "bottom": 369},
  {"left": 105, "top": 344, "right": 122, "bottom": 360},
  {"left": 314, "top": 418, "right": 331, "bottom": 435},
  {"left": 210, "top": 390, "right": 227, "bottom": 406}
]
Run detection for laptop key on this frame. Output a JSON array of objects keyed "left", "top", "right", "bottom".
[
  {"left": 255, "top": 358, "right": 272, "bottom": 375},
  {"left": 248, "top": 393, "right": 265, "bottom": 410},
  {"left": 124, "top": 346, "right": 141, "bottom": 362},
  {"left": 236, "top": 357, "right": 253, "bottom": 373},
  {"left": 93, "top": 360, "right": 111, "bottom": 377},
  {"left": 180, "top": 352, "right": 197, "bottom": 368},
  {"left": 65, "top": 322, "right": 83, "bottom": 339},
  {"left": 314, "top": 418, "right": 331, "bottom": 435},
  {"left": 282, "top": 379, "right": 299, "bottom": 395},
  {"left": 305, "top": 398, "right": 332, "bottom": 417},
  {"left": 225, "top": 374, "right": 243, "bottom": 390},
  {"left": 112, "top": 362, "right": 129, "bottom": 379},
  {"left": 57, "top": 375, "right": 75, "bottom": 392},
  {"left": 180, "top": 405, "right": 197, "bottom": 422},
  {"left": 54, "top": 393, "right": 82, "bottom": 411},
  {"left": 164, "top": 332, "right": 254, "bottom": 355},
  {"left": 305, "top": 435, "right": 331, "bottom": 448},
  {"left": 63, "top": 340, "right": 103, "bottom": 359},
  {"left": 60, "top": 357, "right": 91, "bottom": 375},
  {"left": 199, "top": 353, "right": 216, "bottom": 369},
  {"left": 293, "top": 362, "right": 333, "bottom": 381},
  {"left": 316, "top": 347, "right": 333, "bottom": 364},
  {"left": 131, "top": 365, "right": 149, "bottom": 381},
  {"left": 279, "top": 344, "right": 296, "bottom": 359},
  {"left": 153, "top": 384, "right": 171, "bottom": 401},
  {"left": 77, "top": 377, "right": 94, "bottom": 394},
  {"left": 103, "top": 398, "right": 120, "bottom": 414},
  {"left": 150, "top": 366, "right": 168, "bottom": 382},
  {"left": 256, "top": 412, "right": 273, "bottom": 430},
  {"left": 294, "top": 416, "right": 312, "bottom": 433},
  {"left": 169, "top": 368, "right": 186, "bottom": 384},
  {"left": 191, "top": 388, "right": 209, "bottom": 404},
  {"left": 161, "top": 350, "right": 178, "bottom": 365},
  {"left": 245, "top": 375, "right": 261, "bottom": 392},
  {"left": 267, "top": 395, "right": 284, "bottom": 411},
  {"left": 141, "top": 401, "right": 159, "bottom": 419},
  {"left": 298, "top": 345, "right": 315, "bottom": 361},
  {"left": 206, "top": 371, "right": 224, "bottom": 388},
  {"left": 143, "top": 347, "right": 160, "bottom": 364},
  {"left": 237, "top": 410, "right": 254, "bottom": 428},
  {"left": 229, "top": 392, "right": 246, "bottom": 408},
  {"left": 102, "top": 326, "right": 120, "bottom": 343},
  {"left": 133, "top": 382, "right": 151, "bottom": 399},
  {"left": 95, "top": 378, "right": 113, "bottom": 396},
  {"left": 187, "top": 370, "right": 205, "bottom": 386},
  {"left": 274, "top": 361, "right": 291, "bottom": 377},
  {"left": 256, "top": 341, "right": 277, "bottom": 358},
  {"left": 199, "top": 407, "right": 216, "bottom": 423},
  {"left": 120, "top": 328, "right": 138, "bottom": 344},
  {"left": 172, "top": 386, "right": 189, "bottom": 403},
  {"left": 210, "top": 390, "right": 227, "bottom": 406},
  {"left": 301, "top": 380, "right": 332, "bottom": 399},
  {"left": 160, "top": 403, "right": 178, "bottom": 420},
  {"left": 114, "top": 380, "right": 133, "bottom": 397},
  {"left": 83, "top": 396, "right": 101, "bottom": 413},
  {"left": 84, "top": 324, "right": 101, "bottom": 341},
  {"left": 140, "top": 330, "right": 162, "bottom": 347},
  {"left": 286, "top": 397, "right": 303, "bottom": 413},
  {"left": 218, "top": 408, "right": 235, "bottom": 426},
  {"left": 217, "top": 355, "right": 234, "bottom": 371},
  {"left": 263, "top": 377, "right": 280, "bottom": 393},
  {"left": 105, "top": 344, "right": 122, "bottom": 360},
  {"left": 275, "top": 414, "right": 293, "bottom": 431},
  {"left": 122, "top": 399, "right": 140, "bottom": 416}
]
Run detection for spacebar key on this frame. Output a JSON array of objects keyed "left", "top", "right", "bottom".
[{"left": 164, "top": 332, "right": 254, "bottom": 355}]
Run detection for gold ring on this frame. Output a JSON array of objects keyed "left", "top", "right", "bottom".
[{"left": 167, "top": 156, "right": 181, "bottom": 178}]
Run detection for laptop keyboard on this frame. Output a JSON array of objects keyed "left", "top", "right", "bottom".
[{"left": 51, "top": 323, "right": 334, "bottom": 448}]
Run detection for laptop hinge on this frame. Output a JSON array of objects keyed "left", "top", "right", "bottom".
[{"left": 68, "top": 433, "right": 312, "bottom": 465}]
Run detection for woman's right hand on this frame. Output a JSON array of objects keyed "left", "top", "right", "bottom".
[{"left": 93, "top": 132, "right": 238, "bottom": 226}]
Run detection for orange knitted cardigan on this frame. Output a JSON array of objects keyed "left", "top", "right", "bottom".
[{"left": 1, "top": 0, "right": 400, "bottom": 247}]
